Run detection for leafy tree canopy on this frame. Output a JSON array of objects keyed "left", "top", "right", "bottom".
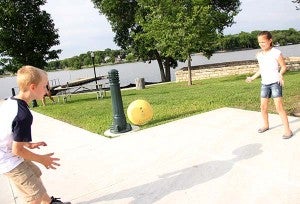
[
  {"left": 135, "top": 0, "right": 241, "bottom": 61},
  {"left": 293, "top": 0, "right": 300, "bottom": 9},
  {"left": 92, "top": 0, "right": 240, "bottom": 82},
  {"left": 0, "top": 0, "right": 61, "bottom": 73}
]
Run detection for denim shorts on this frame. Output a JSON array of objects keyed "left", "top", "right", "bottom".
[{"left": 260, "top": 82, "right": 282, "bottom": 98}]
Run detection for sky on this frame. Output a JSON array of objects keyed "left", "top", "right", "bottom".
[{"left": 42, "top": 0, "right": 300, "bottom": 60}]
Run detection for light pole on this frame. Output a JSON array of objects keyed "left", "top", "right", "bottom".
[
  {"left": 91, "top": 51, "right": 99, "bottom": 90},
  {"left": 108, "top": 69, "right": 132, "bottom": 134}
]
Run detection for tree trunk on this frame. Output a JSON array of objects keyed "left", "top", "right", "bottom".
[
  {"left": 155, "top": 50, "right": 166, "bottom": 82},
  {"left": 165, "top": 57, "right": 171, "bottom": 82},
  {"left": 187, "top": 54, "right": 192, "bottom": 86}
]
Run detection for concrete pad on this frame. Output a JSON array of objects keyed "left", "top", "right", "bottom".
[
  {"left": 1, "top": 108, "right": 299, "bottom": 204},
  {"left": 0, "top": 175, "right": 17, "bottom": 203}
]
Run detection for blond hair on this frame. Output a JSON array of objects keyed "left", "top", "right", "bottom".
[{"left": 17, "top": 65, "right": 47, "bottom": 91}]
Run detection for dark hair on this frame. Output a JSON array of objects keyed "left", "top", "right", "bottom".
[
  {"left": 258, "top": 31, "right": 272, "bottom": 39},
  {"left": 258, "top": 31, "right": 273, "bottom": 46}
]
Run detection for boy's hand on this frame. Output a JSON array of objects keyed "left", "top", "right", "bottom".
[
  {"left": 41, "top": 152, "right": 60, "bottom": 169},
  {"left": 28, "top": 142, "right": 47, "bottom": 149},
  {"left": 12, "top": 142, "right": 61, "bottom": 169}
]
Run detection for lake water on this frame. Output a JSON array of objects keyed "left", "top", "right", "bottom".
[{"left": 1, "top": 44, "right": 299, "bottom": 100}]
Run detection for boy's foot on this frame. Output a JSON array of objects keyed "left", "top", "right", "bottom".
[
  {"left": 50, "top": 196, "right": 71, "bottom": 204},
  {"left": 282, "top": 132, "right": 294, "bottom": 139},
  {"left": 258, "top": 127, "right": 269, "bottom": 133}
]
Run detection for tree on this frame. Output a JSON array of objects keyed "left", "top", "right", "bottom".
[
  {"left": 135, "top": 0, "right": 241, "bottom": 85},
  {"left": 293, "top": 0, "right": 300, "bottom": 9},
  {"left": 92, "top": 0, "right": 177, "bottom": 82},
  {"left": 92, "top": 0, "right": 240, "bottom": 83},
  {"left": 0, "top": 0, "right": 61, "bottom": 73},
  {"left": 239, "top": 32, "right": 254, "bottom": 48}
]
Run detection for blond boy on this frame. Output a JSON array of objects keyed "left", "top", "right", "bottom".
[{"left": 0, "top": 66, "right": 70, "bottom": 203}]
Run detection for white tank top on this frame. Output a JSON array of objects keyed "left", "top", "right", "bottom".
[{"left": 256, "top": 47, "right": 281, "bottom": 85}]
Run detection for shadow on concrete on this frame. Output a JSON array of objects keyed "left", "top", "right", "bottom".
[
  {"left": 268, "top": 118, "right": 300, "bottom": 131},
  {"left": 78, "top": 143, "right": 263, "bottom": 204}
]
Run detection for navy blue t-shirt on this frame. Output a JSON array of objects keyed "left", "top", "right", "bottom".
[
  {"left": 0, "top": 97, "right": 32, "bottom": 173},
  {"left": 11, "top": 97, "right": 33, "bottom": 142}
]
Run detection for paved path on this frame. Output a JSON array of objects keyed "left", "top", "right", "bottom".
[{"left": 1, "top": 108, "right": 300, "bottom": 204}]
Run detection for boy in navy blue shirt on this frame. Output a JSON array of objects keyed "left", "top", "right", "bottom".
[{"left": 0, "top": 66, "right": 70, "bottom": 203}]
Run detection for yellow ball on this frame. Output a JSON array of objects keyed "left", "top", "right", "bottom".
[{"left": 127, "top": 99, "right": 153, "bottom": 125}]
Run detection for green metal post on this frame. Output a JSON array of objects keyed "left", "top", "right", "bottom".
[
  {"left": 11, "top": 88, "right": 16, "bottom": 96},
  {"left": 108, "top": 69, "right": 132, "bottom": 133}
]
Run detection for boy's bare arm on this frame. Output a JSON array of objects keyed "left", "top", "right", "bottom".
[
  {"left": 12, "top": 141, "right": 60, "bottom": 169},
  {"left": 25, "top": 141, "right": 47, "bottom": 149}
]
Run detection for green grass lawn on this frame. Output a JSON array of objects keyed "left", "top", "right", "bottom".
[{"left": 34, "top": 72, "right": 300, "bottom": 136}]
